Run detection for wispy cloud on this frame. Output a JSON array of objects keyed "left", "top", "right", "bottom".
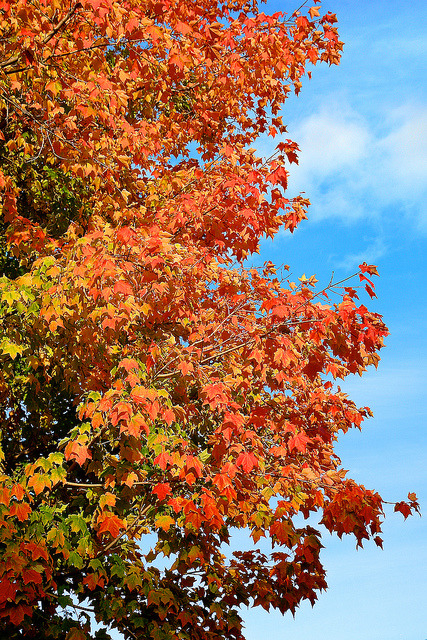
[
  {"left": 334, "top": 236, "right": 387, "bottom": 271},
  {"left": 374, "top": 104, "right": 427, "bottom": 218},
  {"left": 339, "top": 364, "right": 427, "bottom": 418},
  {"left": 276, "top": 99, "right": 427, "bottom": 230}
]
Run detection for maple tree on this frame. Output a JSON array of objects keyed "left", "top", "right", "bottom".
[{"left": 0, "top": 0, "right": 419, "bottom": 638}]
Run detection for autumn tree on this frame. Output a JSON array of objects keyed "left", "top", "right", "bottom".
[{"left": 0, "top": 0, "right": 419, "bottom": 638}]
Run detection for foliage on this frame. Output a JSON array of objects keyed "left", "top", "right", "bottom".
[{"left": 0, "top": 0, "right": 419, "bottom": 638}]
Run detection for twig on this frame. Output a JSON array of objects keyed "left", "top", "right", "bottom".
[
  {"left": 1, "top": 3, "right": 83, "bottom": 72},
  {"left": 96, "top": 504, "right": 151, "bottom": 558}
]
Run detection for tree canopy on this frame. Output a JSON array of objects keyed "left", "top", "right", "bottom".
[{"left": 0, "top": 0, "right": 419, "bottom": 638}]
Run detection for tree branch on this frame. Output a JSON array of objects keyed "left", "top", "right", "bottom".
[{"left": 1, "top": 2, "right": 83, "bottom": 72}]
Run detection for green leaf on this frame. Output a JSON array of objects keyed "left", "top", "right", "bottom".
[
  {"left": 68, "top": 514, "right": 88, "bottom": 534},
  {"left": 51, "top": 466, "right": 67, "bottom": 485},
  {"left": 68, "top": 550, "right": 84, "bottom": 569},
  {"left": 49, "top": 452, "right": 65, "bottom": 465},
  {"left": 58, "top": 593, "right": 74, "bottom": 608}
]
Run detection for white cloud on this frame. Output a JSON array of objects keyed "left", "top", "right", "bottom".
[
  {"left": 334, "top": 236, "right": 387, "bottom": 271},
  {"left": 371, "top": 35, "right": 427, "bottom": 61},
  {"left": 375, "top": 104, "right": 427, "bottom": 206},
  {"left": 291, "top": 104, "right": 371, "bottom": 177},
  {"left": 278, "top": 99, "right": 427, "bottom": 229}
]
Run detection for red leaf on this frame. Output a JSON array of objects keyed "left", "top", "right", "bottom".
[
  {"left": 212, "top": 473, "right": 232, "bottom": 491},
  {"left": 184, "top": 454, "right": 203, "bottom": 478},
  {"left": 0, "top": 578, "right": 17, "bottom": 605},
  {"left": 374, "top": 536, "right": 383, "bottom": 548},
  {"left": 22, "top": 49, "right": 35, "bottom": 65},
  {"left": 22, "top": 568, "right": 43, "bottom": 585},
  {"left": 359, "top": 262, "right": 379, "bottom": 276},
  {"left": 288, "top": 432, "right": 310, "bottom": 453},
  {"left": 394, "top": 501, "right": 412, "bottom": 519},
  {"left": 25, "top": 541, "right": 48, "bottom": 562},
  {"left": 152, "top": 483, "right": 172, "bottom": 501},
  {"left": 3, "top": 603, "right": 33, "bottom": 625},
  {"left": 365, "top": 284, "right": 377, "bottom": 299},
  {"left": 82, "top": 573, "right": 104, "bottom": 591},
  {"left": 154, "top": 451, "right": 171, "bottom": 470},
  {"left": 235, "top": 451, "right": 258, "bottom": 473}
]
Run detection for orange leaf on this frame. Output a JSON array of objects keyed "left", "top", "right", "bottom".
[
  {"left": 155, "top": 514, "right": 175, "bottom": 532},
  {"left": 9, "top": 502, "right": 32, "bottom": 522},
  {"left": 178, "top": 361, "right": 194, "bottom": 376},
  {"left": 97, "top": 513, "right": 126, "bottom": 538},
  {"left": 64, "top": 442, "right": 92, "bottom": 466},
  {"left": 28, "top": 473, "right": 49, "bottom": 495}
]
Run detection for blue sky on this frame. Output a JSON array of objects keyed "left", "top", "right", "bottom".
[
  {"left": 96, "top": 1, "right": 426, "bottom": 638},
  {"left": 240, "top": 0, "right": 426, "bottom": 638}
]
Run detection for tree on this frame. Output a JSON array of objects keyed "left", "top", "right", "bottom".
[{"left": 0, "top": 0, "right": 419, "bottom": 638}]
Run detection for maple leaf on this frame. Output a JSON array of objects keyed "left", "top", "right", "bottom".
[
  {"left": 118, "top": 358, "right": 140, "bottom": 372},
  {"left": 25, "top": 542, "right": 48, "bottom": 562},
  {"left": 28, "top": 473, "right": 49, "bottom": 495},
  {"left": 152, "top": 483, "right": 172, "bottom": 501},
  {"left": 66, "top": 629, "right": 87, "bottom": 640},
  {"left": 359, "top": 263, "right": 379, "bottom": 276},
  {"left": 124, "top": 414, "right": 149, "bottom": 437},
  {"left": 97, "top": 513, "right": 126, "bottom": 538},
  {"left": 22, "top": 569, "right": 43, "bottom": 585},
  {"left": 155, "top": 514, "right": 175, "bottom": 532},
  {"left": 0, "top": 578, "right": 18, "bottom": 604},
  {"left": 3, "top": 603, "right": 33, "bottom": 625},
  {"left": 154, "top": 451, "right": 171, "bottom": 470},
  {"left": 0, "top": 1, "right": 414, "bottom": 636},
  {"left": 288, "top": 432, "right": 310, "bottom": 453},
  {"left": 114, "top": 280, "right": 133, "bottom": 296},
  {"left": 64, "top": 442, "right": 92, "bottom": 466},
  {"left": 9, "top": 501, "right": 32, "bottom": 522},
  {"left": 11, "top": 483, "right": 25, "bottom": 500},
  {"left": 163, "top": 408, "right": 175, "bottom": 425},
  {"left": 394, "top": 501, "right": 412, "bottom": 519},
  {"left": 212, "top": 473, "right": 232, "bottom": 491},
  {"left": 235, "top": 451, "right": 258, "bottom": 473},
  {"left": 82, "top": 573, "right": 103, "bottom": 591},
  {"left": 178, "top": 360, "right": 194, "bottom": 376}
]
